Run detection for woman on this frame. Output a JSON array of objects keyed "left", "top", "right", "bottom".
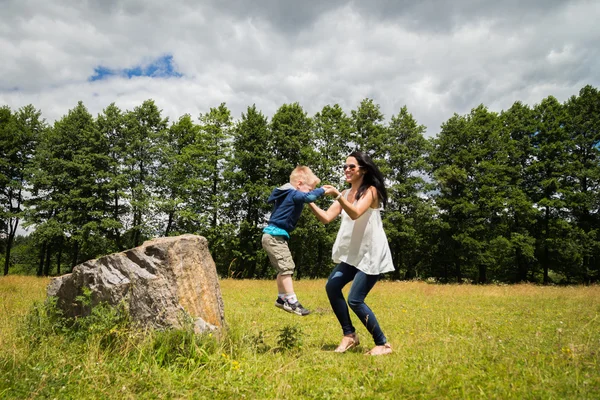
[{"left": 309, "top": 151, "right": 394, "bottom": 356}]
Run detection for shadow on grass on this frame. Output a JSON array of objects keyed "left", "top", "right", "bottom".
[{"left": 320, "top": 343, "right": 365, "bottom": 353}]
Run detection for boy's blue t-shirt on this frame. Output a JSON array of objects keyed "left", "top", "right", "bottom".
[
  {"left": 263, "top": 225, "right": 290, "bottom": 239},
  {"left": 263, "top": 183, "right": 325, "bottom": 236}
]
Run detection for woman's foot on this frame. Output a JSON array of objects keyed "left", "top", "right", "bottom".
[
  {"left": 334, "top": 333, "right": 359, "bottom": 353},
  {"left": 365, "top": 343, "right": 392, "bottom": 356}
]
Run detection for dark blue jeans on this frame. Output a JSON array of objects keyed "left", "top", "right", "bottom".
[{"left": 325, "top": 262, "right": 387, "bottom": 345}]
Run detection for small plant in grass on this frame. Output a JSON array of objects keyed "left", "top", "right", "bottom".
[
  {"left": 21, "top": 296, "right": 66, "bottom": 343},
  {"left": 21, "top": 286, "right": 130, "bottom": 346},
  {"left": 150, "top": 327, "right": 213, "bottom": 370},
  {"left": 277, "top": 324, "right": 303, "bottom": 351},
  {"left": 251, "top": 330, "right": 271, "bottom": 353}
]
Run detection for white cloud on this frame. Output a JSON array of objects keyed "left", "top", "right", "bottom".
[{"left": 1, "top": 0, "right": 599, "bottom": 136}]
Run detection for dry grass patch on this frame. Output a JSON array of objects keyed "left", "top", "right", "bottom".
[{"left": 0, "top": 276, "right": 50, "bottom": 348}]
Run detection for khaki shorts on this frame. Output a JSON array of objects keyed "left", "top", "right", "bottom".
[{"left": 262, "top": 234, "right": 295, "bottom": 276}]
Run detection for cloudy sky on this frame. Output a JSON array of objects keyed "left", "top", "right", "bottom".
[{"left": 1, "top": 0, "right": 599, "bottom": 136}]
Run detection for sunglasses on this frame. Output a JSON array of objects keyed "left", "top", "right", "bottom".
[{"left": 342, "top": 164, "right": 360, "bottom": 171}]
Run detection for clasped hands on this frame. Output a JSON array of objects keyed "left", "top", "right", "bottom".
[{"left": 322, "top": 185, "right": 341, "bottom": 199}]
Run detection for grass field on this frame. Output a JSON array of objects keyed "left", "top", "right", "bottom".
[{"left": 1, "top": 276, "right": 599, "bottom": 399}]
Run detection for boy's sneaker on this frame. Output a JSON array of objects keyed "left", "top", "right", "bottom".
[
  {"left": 275, "top": 297, "right": 285, "bottom": 309},
  {"left": 283, "top": 300, "right": 311, "bottom": 316}
]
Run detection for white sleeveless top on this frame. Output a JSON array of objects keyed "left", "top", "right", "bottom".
[{"left": 331, "top": 191, "right": 395, "bottom": 275}]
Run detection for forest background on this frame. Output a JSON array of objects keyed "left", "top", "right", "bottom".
[{"left": 1, "top": 84, "right": 599, "bottom": 284}]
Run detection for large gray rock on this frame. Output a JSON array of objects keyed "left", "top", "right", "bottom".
[{"left": 47, "top": 234, "right": 225, "bottom": 333}]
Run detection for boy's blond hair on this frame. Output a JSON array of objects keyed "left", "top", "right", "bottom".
[{"left": 290, "top": 166, "right": 320, "bottom": 188}]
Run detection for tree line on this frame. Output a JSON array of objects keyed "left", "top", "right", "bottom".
[{"left": 1, "top": 84, "right": 599, "bottom": 283}]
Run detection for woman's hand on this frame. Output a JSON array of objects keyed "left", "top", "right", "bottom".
[{"left": 322, "top": 185, "right": 340, "bottom": 198}]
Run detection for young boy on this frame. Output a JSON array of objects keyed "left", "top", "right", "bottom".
[{"left": 262, "top": 166, "right": 327, "bottom": 316}]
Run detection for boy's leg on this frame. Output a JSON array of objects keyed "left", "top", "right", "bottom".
[
  {"left": 279, "top": 272, "right": 311, "bottom": 315},
  {"left": 274, "top": 274, "right": 287, "bottom": 309},
  {"left": 279, "top": 274, "right": 297, "bottom": 303},
  {"left": 276, "top": 274, "right": 286, "bottom": 298},
  {"left": 279, "top": 273, "right": 309, "bottom": 316},
  {"left": 263, "top": 234, "right": 289, "bottom": 309},
  {"left": 279, "top": 266, "right": 310, "bottom": 316},
  {"left": 276, "top": 274, "right": 286, "bottom": 294},
  {"left": 262, "top": 234, "right": 308, "bottom": 314}
]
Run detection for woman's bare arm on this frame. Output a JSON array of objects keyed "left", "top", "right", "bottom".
[
  {"left": 308, "top": 197, "right": 343, "bottom": 224},
  {"left": 337, "top": 186, "right": 378, "bottom": 220}
]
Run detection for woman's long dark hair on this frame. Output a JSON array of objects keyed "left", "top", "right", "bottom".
[{"left": 349, "top": 151, "right": 388, "bottom": 208}]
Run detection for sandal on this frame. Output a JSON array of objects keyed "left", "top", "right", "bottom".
[
  {"left": 365, "top": 343, "right": 392, "bottom": 356},
  {"left": 334, "top": 333, "right": 359, "bottom": 353}
]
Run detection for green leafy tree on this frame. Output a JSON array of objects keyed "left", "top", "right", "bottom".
[
  {"left": 96, "top": 103, "right": 128, "bottom": 251},
  {"left": 564, "top": 85, "right": 600, "bottom": 282},
  {"left": 198, "top": 104, "right": 234, "bottom": 230},
  {"left": 312, "top": 104, "right": 353, "bottom": 185},
  {"left": 305, "top": 104, "right": 353, "bottom": 277},
  {"left": 351, "top": 98, "right": 386, "bottom": 155},
  {"left": 530, "top": 96, "right": 570, "bottom": 283},
  {"left": 0, "top": 106, "right": 16, "bottom": 274},
  {"left": 499, "top": 102, "right": 538, "bottom": 282},
  {"left": 269, "top": 103, "right": 318, "bottom": 278},
  {"left": 27, "top": 101, "right": 109, "bottom": 273},
  {"left": 269, "top": 102, "right": 315, "bottom": 184},
  {"left": 383, "top": 106, "right": 434, "bottom": 280},
  {"left": 430, "top": 106, "right": 506, "bottom": 282},
  {"left": 122, "top": 100, "right": 168, "bottom": 247},
  {"left": 466, "top": 105, "right": 508, "bottom": 283},
  {"left": 196, "top": 103, "right": 234, "bottom": 267},
  {"left": 228, "top": 105, "right": 272, "bottom": 278},
  {"left": 155, "top": 113, "right": 199, "bottom": 236},
  {"left": 1, "top": 106, "right": 43, "bottom": 274},
  {"left": 430, "top": 113, "right": 475, "bottom": 281}
]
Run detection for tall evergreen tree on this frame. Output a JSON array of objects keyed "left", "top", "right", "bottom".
[
  {"left": 28, "top": 101, "right": 108, "bottom": 273},
  {"left": 268, "top": 103, "right": 317, "bottom": 278},
  {"left": 122, "top": 100, "right": 168, "bottom": 247},
  {"left": 195, "top": 104, "right": 235, "bottom": 269},
  {"left": 312, "top": 104, "right": 353, "bottom": 185},
  {"left": 351, "top": 98, "right": 386, "bottom": 155},
  {"left": 564, "top": 85, "right": 600, "bottom": 282},
  {"left": 430, "top": 106, "right": 505, "bottom": 282},
  {"left": 197, "top": 103, "right": 234, "bottom": 232},
  {"left": 466, "top": 105, "right": 507, "bottom": 283},
  {"left": 0, "top": 106, "right": 16, "bottom": 274},
  {"left": 155, "top": 113, "right": 199, "bottom": 237},
  {"left": 96, "top": 103, "right": 128, "bottom": 251},
  {"left": 269, "top": 103, "right": 314, "bottom": 184},
  {"left": 499, "top": 102, "right": 538, "bottom": 282},
  {"left": 0, "top": 105, "right": 43, "bottom": 275},
  {"left": 430, "top": 113, "right": 474, "bottom": 282},
  {"left": 531, "top": 96, "right": 570, "bottom": 283},
  {"left": 383, "top": 106, "right": 434, "bottom": 280},
  {"left": 307, "top": 104, "right": 353, "bottom": 276},
  {"left": 228, "top": 105, "right": 272, "bottom": 278}
]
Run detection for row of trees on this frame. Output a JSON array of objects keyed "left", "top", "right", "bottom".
[{"left": 1, "top": 85, "right": 599, "bottom": 283}]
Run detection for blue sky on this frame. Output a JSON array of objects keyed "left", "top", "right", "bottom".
[{"left": 89, "top": 55, "right": 183, "bottom": 82}]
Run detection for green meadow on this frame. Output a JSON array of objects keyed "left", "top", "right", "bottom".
[{"left": 1, "top": 276, "right": 599, "bottom": 399}]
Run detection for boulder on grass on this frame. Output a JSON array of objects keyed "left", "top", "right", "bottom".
[{"left": 47, "top": 234, "right": 225, "bottom": 333}]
